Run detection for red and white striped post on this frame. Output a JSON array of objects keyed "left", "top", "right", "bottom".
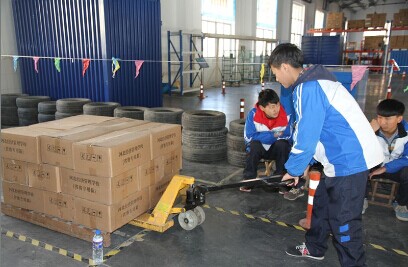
[
  {"left": 240, "top": 98, "right": 245, "bottom": 119},
  {"left": 299, "top": 171, "right": 321, "bottom": 230},
  {"left": 198, "top": 83, "right": 205, "bottom": 100},
  {"left": 402, "top": 71, "right": 406, "bottom": 80},
  {"left": 222, "top": 80, "right": 226, "bottom": 95},
  {"left": 261, "top": 81, "right": 265, "bottom": 91},
  {"left": 386, "top": 86, "right": 392, "bottom": 99}
]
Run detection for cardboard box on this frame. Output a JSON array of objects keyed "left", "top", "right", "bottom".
[
  {"left": 27, "top": 163, "right": 61, "bottom": 192},
  {"left": 40, "top": 118, "right": 147, "bottom": 168},
  {"left": 60, "top": 167, "right": 140, "bottom": 205},
  {"left": 348, "top": 20, "right": 365, "bottom": 29},
  {"left": 29, "top": 115, "right": 115, "bottom": 130},
  {"left": 122, "top": 122, "right": 182, "bottom": 159},
  {"left": 138, "top": 157, "right": 164, "bottom": 188},
  {"left": 2, "top": 158, "right": 28, "bottom": 185},
  {"left": 390, "top": 36, "right": 398, "bottom": 49},
  {"left": 163, "top": 148, "right": 182, "bottom": 176},
  {"left": 43, "top": 191, "right": 75, "bottom": 221},
  {"left": 326, "top": 12, "right": 344, "bottom": 29},
  {"left": 74, "top": 188, "right": 149, "bottom": 232},
  {"left": 397, "top": 35, "right": 405, "bottom": 48},
  {"left": 1, "top": 127, "right": 61, "bottom": 163},
  {"left": 2, "top": 181, "right": 44, "bottom": 213},
  {"left": 149, "top": 176, "right": 172, "bottom": 209},
  {"left": 73, "top": 130, "right": 151, "bottom": 177}
]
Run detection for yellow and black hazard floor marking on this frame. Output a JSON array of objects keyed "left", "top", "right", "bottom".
[
  {"left": 104, "top": 229, "right": 150, "bottom": 260},
  {"left": 1, "top": 228, "right": 97, "bottom": 265},
  {"left": 202, "top": 204, "right": 408, "bottom": 258}
]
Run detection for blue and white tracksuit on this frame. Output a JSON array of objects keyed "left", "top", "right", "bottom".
[
  {"left": 286, "top": 65, "right": 384, "bottom": 266},
  {"left": 243, "top": 104, "right": 294, "bottom": 178},
  {"left": 375, "top": 120, "right": 408, "bottom": 207}
]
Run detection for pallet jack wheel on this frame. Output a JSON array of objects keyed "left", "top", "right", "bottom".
[
  {"left": 178, "top": 210, "right": 199, "bottom": 230},
  {"left": 193, "top": 206, "right": 206, "bottom": 225}
]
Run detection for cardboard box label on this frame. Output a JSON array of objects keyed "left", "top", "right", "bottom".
[
  {"left": 61, "top": 167, "right": 140, "bottom": 205},
  {"left": 2, "top": 181, "right": 44, "bottom": 213},
  {"left": 43, "top": 191, "right": 75, "bottom": 221},
  {"left": 27, "top": 163, "right": 61, "bottom": 192},
  {"left": 2, "top": 158, "right": 28, "bottom": 185},
  {"left": 138, "top": 157, "right": 164, "bottom": 188}
]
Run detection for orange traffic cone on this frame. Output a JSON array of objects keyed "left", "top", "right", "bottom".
[
  {"left": 299, "top": 171, "right": 321, "bottom": 230},
  {"left": 386, "top": 86, "right": 392, "bottom": 99},
  {"left": 222, "top": 80, "right": 226, "bottom": 95},
  {"left": 402, "top": 71, "right": 406, "bottom": 80},
  {"left": 240, "top": 98, "right": 245, "bottom": 119},
  {"left": 198, "top": 83, "right": 205, "bottom": 100}
]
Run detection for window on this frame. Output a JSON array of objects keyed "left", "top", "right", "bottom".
[
  {"left": 290, "top": 2, "right": 305, "bottom": 48},
  {"left": 202, "top": 0, "right": 235, "bottom": 57},
  {"left": 256, "top": 0, "right": 277, "bottom": 56},
  {"left": 314, "top": 10, "right": 325, "bottom": 36}
]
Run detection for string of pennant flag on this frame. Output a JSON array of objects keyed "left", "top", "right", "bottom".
[{"left": 5, "top": 55, "right": 146, "bottom": 78}]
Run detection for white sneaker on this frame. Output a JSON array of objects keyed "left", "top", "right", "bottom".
[{"left": 362, "top": 198, "right": 368, "bottom": 215}]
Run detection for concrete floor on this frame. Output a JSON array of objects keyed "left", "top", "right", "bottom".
[{"left": 1, "top": 73, "right": 408, "bottom": 267}]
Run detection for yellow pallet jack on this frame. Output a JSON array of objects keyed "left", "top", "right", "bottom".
[{"left": 131, "top": 174, "right": 291, "bottom": 232}]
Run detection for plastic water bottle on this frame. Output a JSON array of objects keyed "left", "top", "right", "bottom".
[{"left": 92, "top": 229, "right": 103, "bottom": 265}]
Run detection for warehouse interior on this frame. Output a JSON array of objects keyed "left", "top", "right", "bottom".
[{"left": 1, "top": 0, "right": 408, "bottom": 266}]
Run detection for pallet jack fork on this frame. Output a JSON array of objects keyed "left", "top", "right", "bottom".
[{"left": 131, "top": 174, "right": 291, "bottom": 232}]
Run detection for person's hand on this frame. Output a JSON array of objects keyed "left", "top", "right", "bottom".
[
  {"left": 369, "top": 166, "right": 386, "bottom": 180},
  {"left": 273, "top": 131, "right": 283, "bottom": 138},
  {"left": 282, "top": 173, "right": 299, "bottom": 186},
  {"left": 370, "top": 118, "right": 380, "bottom": 132}
]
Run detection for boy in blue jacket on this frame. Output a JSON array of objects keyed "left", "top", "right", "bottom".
[
  {"left": 240, "top": 89, "right": 293, "bottom": 192},
  {"left": 368, "top": 99, "right": 408, "bottom": 221},
  {"left": 269, "top": 43, "right": 384, "bottom": 266}
]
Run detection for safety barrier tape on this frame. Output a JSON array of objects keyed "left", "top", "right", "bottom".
[
  {"left": 202, "top": 204, "right": 408, "bottom": 257},
  {"left": 1, "top": 228, "right": 95, "bottom": 265}
]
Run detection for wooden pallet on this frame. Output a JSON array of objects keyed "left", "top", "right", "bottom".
[{"left": 1, "top": 202, "right": 111, "bottom": 247}]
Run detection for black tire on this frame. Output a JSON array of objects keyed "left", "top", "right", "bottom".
[
  {"left": 227, "top": 150, "right": 246, "bottom": 167},
  {"left": 182, "top": 145, "right": 227, "bottom": 163},
  {"left": 182, "top": 110, "right": 226, "bottom": 132},
  {"left": 16, "top": 96, "right": 50, "bottom": 108},
  {"left": 19, "top": 118, "right": 37, "bottom": 126},
  {"left": 1, "top": 106, "right": 19, "bottom": 126},
  {"left": 226, "top": 133, "right": 246, "bottom": 152},
  {"left": 83, "top": 102, "right": 121, "bottom": 117},
  {"left": 38, "top": 113, "right": 55, "bottom": 122},
  {"left": 1, "top": 106, "right": 18, "bottom": 116},
  {"left": 182, "top": 128, "right": 228, "bottom": 149},
  {"left": 38, "top": 101, "right": 57, "bottom": 114},
  {"left": 114, "top": 106, "right": 147, "bottom": 120},
  {"left": 144, "top": 107, "right": 184, "bottom": 124},
  {"left": 229, "top": 119, "right": 246, "bottom": 137},
  {"left": 1, "top": 93, "right": 28, "bottom": 106},
  {"left": 56, "top": 98, "right": 92, "bottom": 113},
  {"left": 17, "top": 107, "right": 38, "bottom": 120},
  {"left": 55, "top": 111, "right": 82, "bottom": 120}
]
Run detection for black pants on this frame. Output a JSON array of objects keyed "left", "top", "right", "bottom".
[
  {"left": 366, "top": 166, "right": 408, "bottom": 207},
  {"left": 306, "top": 171, "right": 368, "bottom": 267},
  {"left": 243, "top": 139, "right": 291, "bottom": 179}
]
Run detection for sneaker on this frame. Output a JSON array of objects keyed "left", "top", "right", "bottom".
[
  {"left": 285, "top": 243, "right": 324, "bottom": 260},
  {"left": 362, "top": 198, "right": 368, "bottom": 215},
  {"left": 395, "top": 205, "right": 408, "bottom": 221},
  {"left": 279, "top": 186, "right": 289, "bottom": 195},
  {"left": 392, "top": 201, "right": 398, "bottom": 211},
  {"left": 239, "top": 186, "right": 252, "bottom": 192},
  {"left": 284, "top": 188, "right": 304, "bottom": 200}
]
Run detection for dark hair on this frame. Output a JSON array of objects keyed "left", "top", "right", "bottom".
[
  {"left": 268, "top": 43, "right": 303, "bottom": 68},
  {"left": 377, "top": 99, "right": 405, "bottom": 117},
  {"left": 258, "top": 89, "right": 280, "bottom": 107}
]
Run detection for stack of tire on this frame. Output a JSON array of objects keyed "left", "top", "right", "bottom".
[
  {"left": 16, "top": 96, "right": 51, "bottom": 126},
  {"left": 83, "top": 102, "right": 121, "bottom": 117},
  {"left": 227, "top": 119, "right": 246, "bottom": 167},
  {"left": 114, "top": 106, "right": 148, "bottom": 120},
  {"left": 55, "top": 98, "right": 91, "bottom": 119},
  {"left": 144, "top": 107, "right": 184, "bottom": 124},
  {"left": 38, "top": 101, "right": 57, "bottom": 122},
  {"left": 181, "top": 110, "right": 227, "bottom": 163},
  {"left": 1, "top": 93, "right": 27, "bottom": 128}
]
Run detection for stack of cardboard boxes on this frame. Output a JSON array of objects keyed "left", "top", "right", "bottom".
[
  {"left": 363, "top": 36, "right": 385, "bottom": 50},
  {"left": 394, "top": 9, "right": 408, "bottom": 27},
  {"left": 1, "top": 115, "right": 182, "bottom": 233},
  {"left": 326, "top": 12, "right": 345, "bottom": 30},
  {"left": 366, "top": 13, "right": 386, "bottom": 28},
  {"left": 347, "top": 20, "right": 365, "bottom": 29}
]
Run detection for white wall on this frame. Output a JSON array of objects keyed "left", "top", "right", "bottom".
[{"left": 1, "top": 0, "right": 22, "bottom": 94}]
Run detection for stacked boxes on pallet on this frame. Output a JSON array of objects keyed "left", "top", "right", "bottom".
[{"left": 1, "top": 115, "right": 182, "bottom": 233}]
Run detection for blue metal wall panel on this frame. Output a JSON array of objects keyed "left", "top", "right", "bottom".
[
  {"left": 390, "top": 50, "right": 408, "bottom": 73},
  {"left": 104, "top": 0, "right": 162, "bottom": 107},
  {"left": 302, "top": 36, "right": 342, "bottom": 66},
  {"left": 12, "top": 0, "right": 162, "bottom": 107}
]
